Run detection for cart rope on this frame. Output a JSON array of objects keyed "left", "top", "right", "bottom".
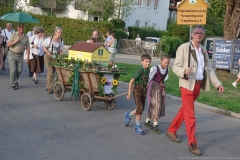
[{"left": 71, "top": 64, "right": 80, "bottom": 101}]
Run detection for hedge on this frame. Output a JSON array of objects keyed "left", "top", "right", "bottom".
[
  {"left": 127, "top": 27, "right": 169, "bottom": 40},
  {"left": 154, "top": 36, "right": 183, "bottom": 58},
  {"left": 0, "top": 13, "right": 113, "bottom": 45}
]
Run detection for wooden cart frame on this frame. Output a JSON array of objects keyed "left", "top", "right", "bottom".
[{"left": 54, "top": 66, "right": 127, "bottom": 111}]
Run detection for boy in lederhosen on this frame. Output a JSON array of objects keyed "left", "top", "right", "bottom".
[{"left": 124, "top": 54, "right": 151, "bottom": 135}]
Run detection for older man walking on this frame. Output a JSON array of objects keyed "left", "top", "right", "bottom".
[
  {"left": 7, "top": 23, "right": 30, "bottom": 90},
  {"left": 165, "top": 25, "right": 224, "bottom": 156}
]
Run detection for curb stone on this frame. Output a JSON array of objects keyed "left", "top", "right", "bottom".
[{"left": 119, "top": 81, "right": 240, "bottom": 119}]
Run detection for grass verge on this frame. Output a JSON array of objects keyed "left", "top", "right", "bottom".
[{"left": 116, "top": 63, "right": 240, "bottom": 113}]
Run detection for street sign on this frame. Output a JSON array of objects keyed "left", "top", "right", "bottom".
[{"left": 177, "top": 0, "right": 209, "bottom": 25}]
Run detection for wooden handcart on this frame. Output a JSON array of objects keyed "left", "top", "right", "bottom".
[{"left": 53, "top": 66, "right": 127, "bottom": 111}]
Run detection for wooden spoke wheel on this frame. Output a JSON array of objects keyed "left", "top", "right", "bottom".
[
  {"left": 54, "top": 82, "right": 65, "bottom": 101},
  {"left": 80, "top": 93, "right": 93, "bottom": 111},
  {"left": 105, "top": 99, "right": 116, "bottom": 110}
]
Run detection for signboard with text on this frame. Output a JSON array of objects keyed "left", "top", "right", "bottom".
[
  {"left": 232, "top": 40, "right": 240, "bottom": 69},
  {"left": 212, "top": 40, "right": 233, "bottom": 70},
  {"left": 177, "top": 0, "right": 209, "bottom": 25}
]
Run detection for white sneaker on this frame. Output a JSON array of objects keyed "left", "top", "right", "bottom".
[{"left": 232, "top": 82, "right": 237, "bottom": 88}]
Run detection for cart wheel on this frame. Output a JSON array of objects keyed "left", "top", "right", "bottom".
[
  {"left": 54, "top": 82, "right": 65, "bottom": 101},
  {"left": 105, "top": 99, "right": 116, "bottom": 110},
  {"left": 80, "top": 93, "right": 92, "bottom": 111}
]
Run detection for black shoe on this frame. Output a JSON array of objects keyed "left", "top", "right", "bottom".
[
  {"left": 34, "top": 80, "right": 38, "bottom": 84},
  {"left": 16, "top": 82, "right": 19, "bottom": 88},
  {"left": 11, "top": 86, "right": 16, "bottom": 90},
  {"left": 151, "top": 125, "right": 160, "bottom": 134},
  {"left": 144, "top": 121, "right": 153, "bottom": 128}
]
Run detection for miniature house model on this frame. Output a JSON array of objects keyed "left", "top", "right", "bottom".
[{"left": 68, "top": 42, "right": 110, "bottom": 63}]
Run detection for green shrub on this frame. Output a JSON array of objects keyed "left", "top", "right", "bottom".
[
  {"left": 109, "top": 19, "right": 125, "bottom": 30},
  {"left": 113, "top": 28, "right": 128, "bottom": 39},
  {"left": 128, "top": 27, "right": 168, "bottom": 40},
  {"left": 155, "top": 36, "right": 183, "bottom": 58},
  {"left": 167, "top": 22, "right": 189, "bottom": 42},
  {"left": 0, "top": 13, "right": 113, "bottom": 45}
]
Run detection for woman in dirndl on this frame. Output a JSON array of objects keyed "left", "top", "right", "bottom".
[
  {"left": 144, "top": 55, "right": 170, "bottom": 134},
  {"left": 29, "top": 27, "right": 45, "bottom": 84}
]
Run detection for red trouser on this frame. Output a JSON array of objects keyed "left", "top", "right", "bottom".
[{"left": 168, "top": 83, "right": 201, "bottom": 146}]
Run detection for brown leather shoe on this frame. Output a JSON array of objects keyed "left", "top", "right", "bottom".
[
  {"left": 166, "top": 131, "right": 180, "bottom": 143},
  {"left": 189, "top": 143, "right": 201, "bottom": 156}
]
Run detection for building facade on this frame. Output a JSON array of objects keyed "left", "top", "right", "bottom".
[
  {"left": 17, "top": 0, "right": 173, "bottom": 31},
  {"left": 124, "top": 0, "right": 169, "bottom": 30}
]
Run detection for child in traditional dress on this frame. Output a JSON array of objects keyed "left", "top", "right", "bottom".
[
  {"left": 124, "top": 53, "right": 152, "bottom": 135},
  {"left": 144, "top": 55, "right": 170, "bottom": 134}
]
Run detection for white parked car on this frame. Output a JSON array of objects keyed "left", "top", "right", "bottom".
[{"left": 143, "top": 37, "right": 161, "bottom": 50}]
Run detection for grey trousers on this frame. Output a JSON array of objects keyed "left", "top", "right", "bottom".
[{"left": 8, "top": 51, "right": 23, "bottom": 87}]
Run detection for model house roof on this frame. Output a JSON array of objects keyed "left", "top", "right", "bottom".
[{"left": 69, "top": 42, "right": 108, "bottom": 53}]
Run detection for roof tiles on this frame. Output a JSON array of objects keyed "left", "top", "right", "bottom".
[{"left": 68, "top": 42, "right": 103, "bottom": 52}]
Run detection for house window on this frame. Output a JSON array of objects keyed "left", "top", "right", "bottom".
[
  {"left": 93, "top": 17, "right": 99, "bottom": 21},
  {"left": 152, "top": 23, "right": 156, "bottom": 29},
  {"left": 147, "top": 0, "right": 150, "bottom": 7},
  {"left": 145, "top": 22, "right": 148, "bottom": 28},
  {"left": 74, "top": 0, "right": 80, "bottom": 10},
  {"left": 136, "top": 20, "right": 140, "bottom": 27},
  {"left": 137, "top": 0, "right": 142, "bottom": 6},
  {"left": 154, "top": 0, "right": 158, "bottom": 11},
  {"left": 98, "top": 49, "right": 103, "bottom": 56}
]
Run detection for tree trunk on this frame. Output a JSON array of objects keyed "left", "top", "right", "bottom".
[
  {"left": 117, "top": 0, "right": 122, "bottom": 20},
  {"left": 224, "top": 0, "right": 240, "bottom": 40}
]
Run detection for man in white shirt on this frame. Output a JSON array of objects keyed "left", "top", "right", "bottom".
[
  {"left": 135, "top": 34, "right": 141, "bottom": 46},
  {"left": 1, "top": 23, "right": 15, "bottom": 70}
]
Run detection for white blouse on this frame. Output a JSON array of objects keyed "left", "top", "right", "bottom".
[
  {"left": 43, "top": 37, "right": 64, "bottom": 54},
  {"left": 29, "top": 35, "right": 45, "bottom": 56},
  {"left": 148, "top": 65, "right": 169, "bottom": 85}
]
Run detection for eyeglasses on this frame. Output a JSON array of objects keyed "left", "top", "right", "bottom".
[{"left": 193, "top": 32, "right": 204, "bottom": 35}]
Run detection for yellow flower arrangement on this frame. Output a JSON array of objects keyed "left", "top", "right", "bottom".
[
  {"left": 79, "top": 81, "right": 85, "bottom": 89},
  {"left": 98, "top": 76, "right": 107, "bottom": 96},
  {"left": 101, "top": 77, "right": 107, "bottom": 84},
  {"left": 112, "top": 79, "right": 118, "bottom": 86},
  {"left": 111, "top": 79, "right": 119, "bottom": 94},
  {"left": 67, "top": 71, "right": 74, "bottom": 84}
]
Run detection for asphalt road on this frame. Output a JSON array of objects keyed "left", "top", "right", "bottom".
[{"left": 0, "top": 56, "right": 240, "bottom": 160}]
